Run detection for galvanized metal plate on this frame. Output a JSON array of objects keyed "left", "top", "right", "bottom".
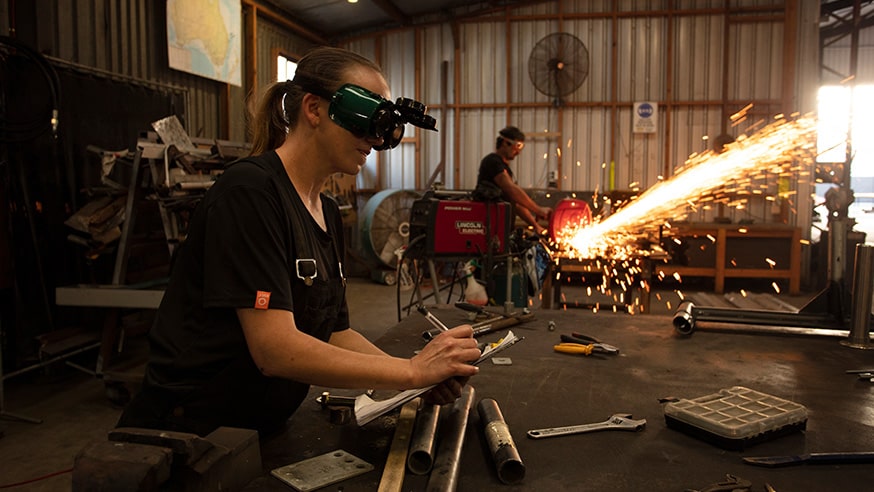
[{"left": 270, "top": 450, "right": 374, "bottom": 491}]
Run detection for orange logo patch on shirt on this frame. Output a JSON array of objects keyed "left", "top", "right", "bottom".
[{"left": 254, "top": 291, "right": 271, "bottom": 310}]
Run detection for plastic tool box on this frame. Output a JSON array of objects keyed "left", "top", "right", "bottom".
[{"left": 664, "top": 386, "right": 808, "bottom": 450}]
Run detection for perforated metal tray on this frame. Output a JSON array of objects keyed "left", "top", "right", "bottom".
[{"left": 664, "top": 386, "right": 807, "bottom": 450}]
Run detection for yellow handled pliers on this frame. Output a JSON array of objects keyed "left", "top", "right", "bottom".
[
  {"left": 558, "top": 333, "right": 620, "bottom": 354},
  {"left": 554, "top": 342, "right": 604, "bottom": 356}
]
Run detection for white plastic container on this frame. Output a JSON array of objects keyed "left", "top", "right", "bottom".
[{"left": 664, "top": 386, "right": 808, "bottom": 450}]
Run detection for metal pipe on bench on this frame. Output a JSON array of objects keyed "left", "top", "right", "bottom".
[
  {"left": 407, "top": 402, "right": 441, "bottom": 475},
  {"left": 426, "top": 386, "right": 474, "bottom": 492},
  {"left": 842, "top": 244, "right": 874, "bottom": 350},
  {"left": 477, "top": 398, "right": 525, "bottom": 485}
]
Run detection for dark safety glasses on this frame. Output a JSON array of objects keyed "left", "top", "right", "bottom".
[{"left": 292, "top": 76, "right": 437, "bottom": 150}]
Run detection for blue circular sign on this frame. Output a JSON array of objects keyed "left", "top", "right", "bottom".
[{"left": 637, "top": 103, "right": 654, "bottom": 118}]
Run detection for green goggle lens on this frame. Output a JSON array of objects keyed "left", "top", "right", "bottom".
[{"left": 327, "top": 83, "right": 436, "bottom": 150}]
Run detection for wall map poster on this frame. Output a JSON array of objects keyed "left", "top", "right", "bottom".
[{"left": 167, "top": 0, "right": 242, "bottom": 86}]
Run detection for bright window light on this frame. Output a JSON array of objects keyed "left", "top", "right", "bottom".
[
  {"left": 817, "top": 84, "right": 874, "bottom": 177},
  {"left": 277, "top": 54, "right": 297, "bottom": 82}
]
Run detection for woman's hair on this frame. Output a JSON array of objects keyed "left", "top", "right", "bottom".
[{"left": 249, "top": 46, "right": 383, "bottom": 155}]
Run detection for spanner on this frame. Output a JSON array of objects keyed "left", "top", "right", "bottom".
[{"left": 526, "top": 413, "right": 646, "bottom": 439}]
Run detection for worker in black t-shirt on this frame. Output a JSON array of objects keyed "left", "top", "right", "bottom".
[
  {"left": 475, "top": 126, "right": 552, "bottom": 236},
  {"left": 116, "top": 47, "right": 480, "bottom": 437}
]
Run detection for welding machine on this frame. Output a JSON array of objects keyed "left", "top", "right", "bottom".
[{"left": 405, "top": 195, "right": 513, "bottom": 260}]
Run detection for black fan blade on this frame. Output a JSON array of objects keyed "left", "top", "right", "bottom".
[{"left": 528, "top": 32, "right": 590, "bottom": 98}]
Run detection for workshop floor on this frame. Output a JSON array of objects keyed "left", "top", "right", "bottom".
[{"left": 0, "top": 277, "right": 871, "bottom": 491}]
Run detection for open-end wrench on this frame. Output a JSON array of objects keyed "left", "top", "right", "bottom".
[{"left": 526, "top": 413, "right": 646, "bottom": 439}]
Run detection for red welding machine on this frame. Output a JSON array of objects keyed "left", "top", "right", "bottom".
[{"left": 405, "top": 197, "right": 513, "bottom": 259}]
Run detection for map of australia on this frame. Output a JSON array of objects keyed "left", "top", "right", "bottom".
[{"left": 167, "top": 0, "right": 241, "bottom": 86}]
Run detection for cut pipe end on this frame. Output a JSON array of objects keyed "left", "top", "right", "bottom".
[{"left": 672, "top": 300, "right": 696, "bottom": 336}]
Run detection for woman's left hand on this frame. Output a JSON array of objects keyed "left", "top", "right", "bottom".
[{"left": 423, "top": 376, "right": 470, "bottom": 405}]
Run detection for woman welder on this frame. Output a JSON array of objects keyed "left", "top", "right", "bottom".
[{"left": 116, "top": 47, "right": 480, "bottom": 437}]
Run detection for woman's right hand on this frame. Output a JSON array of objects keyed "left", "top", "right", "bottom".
[{"left": 409, "top": 325, "right": 480, "bottom": 388}]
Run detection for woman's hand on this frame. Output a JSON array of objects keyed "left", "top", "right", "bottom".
[
  {"left": 423, "top": 376, "right": 470, "bottom": 405},
  {"left": 409, "top": 325, "right": 480, "bottom": 389}
]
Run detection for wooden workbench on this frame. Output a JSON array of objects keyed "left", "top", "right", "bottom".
[
  {"left": 658, "top": 223, "right": 802, "bottom": 295},
  {"left": 244, "top": 306, "right": 873, "bottom": 491}
]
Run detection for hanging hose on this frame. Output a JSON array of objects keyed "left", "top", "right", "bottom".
[{"left": 0, "top": 35, "right": 63, "bottom": 333}]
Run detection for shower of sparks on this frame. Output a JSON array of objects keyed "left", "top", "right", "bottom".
[
  {"left": 554, "top": 114, "right": 817, "bottom": 260},
  {"left": 551, "top": 113, "right": 817, "bottom": 313}
]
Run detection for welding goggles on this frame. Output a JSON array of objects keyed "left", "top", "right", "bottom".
[
  {"left": 500, "top": 135, "right": 525, "bottom": 151},
  {"left": 291, "top": 76, "right": 437, "bottom": 150}
]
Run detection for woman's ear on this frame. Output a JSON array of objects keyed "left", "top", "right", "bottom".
[{"left": 301, "top": 93, "right": 322, "bottom": 127}]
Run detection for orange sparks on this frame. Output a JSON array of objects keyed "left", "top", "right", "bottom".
[{"left": 554, "top": 115, "right": 817, "bottom": 260}]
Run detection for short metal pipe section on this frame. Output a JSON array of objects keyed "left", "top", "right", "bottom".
[
  {"left": 672, "top": 300, "right": 696, "bottom": 335},
  {"left": 426, "top": 386, "right": 474, "bottom": 492},
  {"left": 477, "top": 398, "right": 525, "bottom": 485},
  {"left": 842, "top": 244, "right": 874, "bottom": 350},
  {"left": 407, "top": 402, "right": 441, "bottom": 475}
]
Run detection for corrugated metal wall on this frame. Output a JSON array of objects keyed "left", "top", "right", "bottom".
[
  {"left": 5, "top": 0, "right": 863, "bottom": 233},
  {"left": 249, "top": 14, "right": 319, "bottom": 138},
  {"left": 822, "top": 18, "right": 874, "bottom": 85},
  {"left": 342, "top": 0, "right": 823, "bottom": 231},
  {"left": 24, "top": 0, "right": 226, "bottom": 139},
  {"left": 15, "top": 0, "right": 317, "bottom": 144}
]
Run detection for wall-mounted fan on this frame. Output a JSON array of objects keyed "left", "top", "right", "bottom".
[{"left": 528, "top": 32, "right": 589, "bottom": 106}]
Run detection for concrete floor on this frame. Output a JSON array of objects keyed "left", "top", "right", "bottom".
[{"left": 0, "top": 276, "right": 872, "bottom": 491}]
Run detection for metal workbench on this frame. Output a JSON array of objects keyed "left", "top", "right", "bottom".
[{"left": 243, "top": 306, "right": 874, "bottom": 491}]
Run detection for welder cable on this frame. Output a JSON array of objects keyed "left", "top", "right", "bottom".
[
  {"left": 0, "top": 36, "right": 61, "bottom": 329},
  {"left": 0, "top": 35, "right": 61, "bottom": 142},
  {"left": 0, "top": 468, "right": 73, "bottom": 489}
]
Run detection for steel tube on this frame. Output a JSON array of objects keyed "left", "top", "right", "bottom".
[
  {"left": 672, "top": 300, "right": 696, "bottom": 335},
  {"left": 407, "top": 402, "right": 440, "bottom": 475},
  {"left": 422, "top": 313, "right": 534, "bottom": 341},
  {"left": 477, "top": 398, "right": 525, "bottom": 485},
  {"left": 426, "top": 386, "right": 474, "bottom": 492},
  {"left": 842, "top": 244, "right": 874, "bottom": 349}
]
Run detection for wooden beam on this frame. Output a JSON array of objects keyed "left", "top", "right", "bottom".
[
  {"left": 452, "top": 20, "right": 461, "bottom": 190},
  {"left": 371, "top": 0, "right": 411, "bottom": 26},
  {"left": 245, "top": 2, "right": 257, "bottom": 92},
  {"left": 241, "top": 0, "right": 328, "bottom": 45},
  {"left": 782, "top": 0, "right": 798, "bottom": 116}
]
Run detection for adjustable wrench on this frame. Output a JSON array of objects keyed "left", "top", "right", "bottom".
[{"left": 527, "top": 413, "right": 646, "bottom": 439}]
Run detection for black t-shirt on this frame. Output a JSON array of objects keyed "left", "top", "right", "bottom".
[
  {"left": 477, "top": 153, "right": 513, "bottom": 184},
  {"left": 475, "top": 152, "right": 513, "bottom": 201},
  {"left": 125, "top": 151, "right": 350, "bottom": 436}
]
